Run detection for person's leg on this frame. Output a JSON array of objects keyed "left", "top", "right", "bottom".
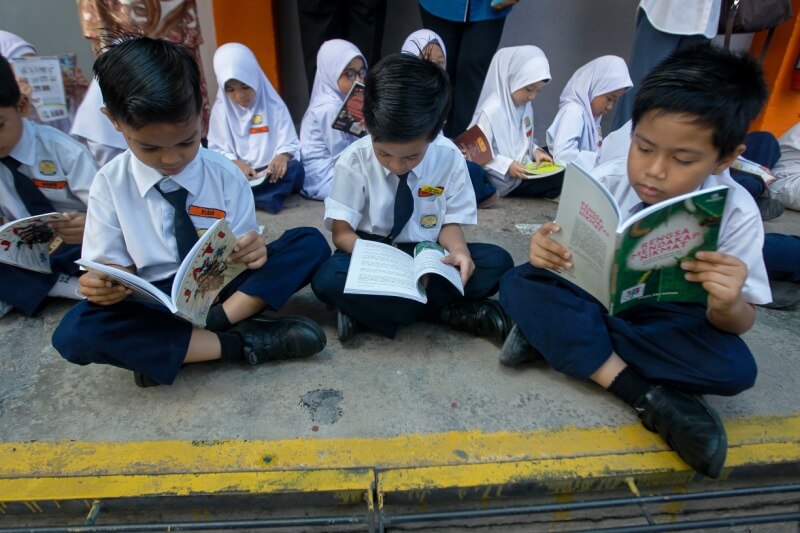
[
  {"left": 419, "top": 6, "right": 464, "bottom": 137},
  {"left": 763, "top": 233, "right": 800, "bottom": 283},
  {"left": 286, "top": 159, "right": 306, "bottom": 194},
  {"left": 507, "top": 172, "right": 564, "bottom": 199},
  {"left": 345, "top": 0, "right": 387, "bottom": 69},
  {"left": 297, "top": 0, "right": 343, "bottom": 92},
  {"left": 466, "top": 161, "right": 498, "bottom": 206},
  {"left": 742, "top": 131, "right": 782, "bottom": 169}
]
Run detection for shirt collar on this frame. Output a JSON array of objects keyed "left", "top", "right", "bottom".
[
  {"left": 10, "top": 119, "right": 36, "bottom": 167},
  {"left": 131, "top": 152, "right": 202, "bottom": 198}
]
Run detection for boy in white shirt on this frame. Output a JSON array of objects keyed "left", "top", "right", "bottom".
[
  {"left": 312, "top": 53, "right": 514, "bottom": 342},
  {"left": 500, "top": 45, "right": 770, "bottom": 478},
  {"left": 0, "top": 55, "right": 97, "bottom": 318},
  {"left": 52, "top": 37, "right": 331, "bottom": 388}
]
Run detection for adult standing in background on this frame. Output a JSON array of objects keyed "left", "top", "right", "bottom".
[
  {"left": 419, "top": 0, "right": 518, "bottom": 139},
  {"left": 297, "top": 0, "right": 387, "bottom": 93},
  {"left": 75, "top": 0, "right": 212, "bottom": 137},
  {"left": 611, "top": 0, "right": 719, "bottom": 130}
]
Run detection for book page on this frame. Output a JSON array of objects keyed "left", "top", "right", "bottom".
[
  {"left": 331, "top": 82, "right": 366, "bottom": 138},
  {"left": 0, "top": 213, "right": 67, "bottom": 273},
  {"left": 412, "top": 242, "right": 464, "bottom": 295},
  {"left": 76, "top": 259, "right": 175, "bottom": 312},
  {"left": 522, "top": 161, "right": 564, "bottom": 179},
  {"left": 549, "top": 164, "right": 620, "bottom": 307},
  {"left": 611, "top": 187, "right": 728, "bottom": 314},
  {"left": 344, "top": 239, "right": 424, "bottom": 302},
  {"left": 172, "top": 218, "right": 246, "bottom": 327},
  {"left": 10, "top": 56, "right": 68, "bottom": 123}
]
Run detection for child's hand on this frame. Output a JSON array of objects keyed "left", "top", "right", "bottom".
[
  {"left": 529, "top": 222, "right": 572, "bottom": 270},
  {"left": 233, "top": 159, "right": 256, "bottom": 179},
  {"left": 267, "top": 153, "right": 290, "bottom": 183},
  {"left": 79, "top": 270, "right": 132, "bottom": 305},
  {"left": 508, "top": 161, "right": 529, "bottom": 180},
  {"left": 681, "top": 251, "right": 747, "bottom": 313},
  {"left": 442, "top": 249, "right": 475, "bottom": 286},
  {"left": 228, "top": 230, "right": 267, "bottom": 269},
  {"left": 533, "top": 148, "right": 553, "bottom": 165},
  {"left": 491, "top": 0, "right": 519, "bottom": 9},
  {"left": 49, "top": 211, "right": 86, "bottom": 244}
]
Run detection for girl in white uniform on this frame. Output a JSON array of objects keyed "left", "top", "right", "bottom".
[
  {"left": 299, "top": 39, "right": 366, "bottom": 200},
  {"left": 70, "top": 79, "right": 127, "bottom": 166},
  {"left": 209, "top": 43, "right": 302, "bottom": 214},
  {"left": 546, "top": 56, "right": 632, "bottom": 169}
]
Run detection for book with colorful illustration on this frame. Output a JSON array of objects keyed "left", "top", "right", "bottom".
[
  {"left": 523, "top": 161, "right": 564, "bottom": 178},
  {"left": 332, "top": 81, "right": 366, "bottom": 137},
  {"left": 0, "top": 213, "right": 68, "bottom": 273},
  {"left": 454, "top": 124, "right": 494, "bottom": 166},
  {"left": 76, "top": 218, "right": 246, "bottom": 326},
  {"left": 9, "top": 54, "right": 78, "bottom": 123},
  {"left": 549, "top": 163, "right": 728, "bottom": 314}
]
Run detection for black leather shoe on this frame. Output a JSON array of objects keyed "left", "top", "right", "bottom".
[
  {"left": 133, "top": 371, "right": 160, "bottom": 388},
  {"left": 337, "top": 310, "right": 358, "bottom": 343},
  {"left": 634, "top": 386, "right": 727, "bottom": 478},
  {"left": 440, "top": 299, "right": 511, "bottom": 343},
  {"left": 231, "top": 315, "right": 326, "bottom": 364},
  {"left": 499, "top": 324, "right": 543, "bottom": 366}
]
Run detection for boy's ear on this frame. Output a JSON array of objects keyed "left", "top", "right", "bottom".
[
  {"left": 16, "top": 93, "right": 30, "bottom": 118},
  {"left": 712, "top": 143, "right": 746, "bottom": 175},
  {"left": 100, "top": 107, "right": 123, "bottom": 133}
]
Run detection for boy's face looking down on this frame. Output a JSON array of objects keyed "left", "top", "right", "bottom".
[
  {"left": 372, "top": 135, "right": 430, "bottom": 177},
  {"left": 627, "top": 110, "right": 743, "bottom": 205},
  {"left": 0, "top": 98, "right": 28, "bottom": 158},
  {"left": 104, "top": 110, "right": 201, "bottom": 176}
]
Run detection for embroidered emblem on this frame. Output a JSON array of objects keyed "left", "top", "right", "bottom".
[
  {"left": 420, "top": 215, "right": 438, "bottom": 228},
  {"left": 38, "top": 160, "right": 57, "bottom": 176},
  {"left": 252, "top": 114, "right": 263, "bottom": 125}
]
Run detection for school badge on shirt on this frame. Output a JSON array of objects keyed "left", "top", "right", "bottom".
[
  {"left": 420, "top": 215, "right": 438, "bottom": 228},
  {"left": 250, "top": 114, "right": 269, "bottom": 134},
  {"left": 524, "top": 116, "right": 533, "bottom": 138},
  {"left": 38, "top": 160, "right": 57, "bottom": 176}
]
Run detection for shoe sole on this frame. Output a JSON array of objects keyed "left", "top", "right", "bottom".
[{"left": 247, "top": 314, "right": 327, "bottom": 358}]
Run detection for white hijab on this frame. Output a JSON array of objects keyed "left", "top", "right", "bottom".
[
  {"left": 401, "top": 29, "right": 447, "bottom": 62},
  {"left": 0, "top": 30, "right": 36, "bottom": 59},
  {"left": 208, "top": 42, "right": 298, "bottom": 167},
  {"left": 305, "top": 39, "right": 365, "bottom": 112},
  {"left": 558, "top": 55, "right": 632, "bottom": 150},
  {"left": 70, "top": 78, "right": 127, "bottom": 150},
  {"left": 471, "top": 46, "right": 551, "bottom": 160}
]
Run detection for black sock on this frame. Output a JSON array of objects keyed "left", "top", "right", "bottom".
[
  {"left": 217, "top": 332, "right": 244, "bottom": 362},
  {"left": 608, "top": 366, "right": 653, "bottom": 408},
  {"left": 206, "top": 304, "right": 233, "bottom": 331}
]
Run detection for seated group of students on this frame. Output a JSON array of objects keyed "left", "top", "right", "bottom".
[{"left": 0, "top": 30, "right": 795, "bottom": 481}]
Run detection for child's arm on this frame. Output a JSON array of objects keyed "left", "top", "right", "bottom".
[
  {"left": 267, "top": 153, "right": 292, "bottom": 182},
  {"left": 529, "top": 222, "right": 573, "bottom": 270},
  {"left": 331, "top": 220, "right": 358, "bottom": 254},
  {"left": 232, "top": 159, "right": 257, "bottom": 179},
  {"left": 79, "top": 266, "right": 134, "bottom": 305},
  {"left": 681, "top": 251, "right": 755, "bottom": 334},
  {"left": 439, "top": 223, "right": 475, "bottom": 285},
  {"left": 227, "top": 231, "right": 267, "bottom": 269}
]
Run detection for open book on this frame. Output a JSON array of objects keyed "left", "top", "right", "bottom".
[
  {"left": 730, "top": 157, "right": 776, "bottom": 186},
  {"left": 523, "top": 161, "right": 564, "bottom": 179},
  {"left": 332, "top": 81, "right": 366, "bottom": 138},
  {"left": 0, "top": 213, "right": 68, "bottom": 273},
  {"left": 549, "top": 164, "right": 728, "bottom": 314},
  {"left": 76, "top": 218, "right": 247, "bottom": 327},
  {"left": 344, "top": 239, "right": 464, "bottom": 303},
  {"left": 454, "top": 124, "right": 494, "bottom": 166}
]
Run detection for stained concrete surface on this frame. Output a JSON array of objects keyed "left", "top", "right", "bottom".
[{"left": 0, "top": 195, "right": 798, "bottom": 443}]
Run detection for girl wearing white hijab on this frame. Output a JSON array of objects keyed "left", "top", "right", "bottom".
[
  {"left": 299, "top": 39, "right": 366, "bottom": 201},
  {"left": 771, "top": 123, "right": 800, "bottom": 211},
  {"left": 401, "top": 29, "right": 446, "bottom": 69},
  {"left": 546, "top": 56, "right": 632, "bottom": 169},
  {"left": 469, "top": 46, "right": 557, "bottom": 198},
  {"left": 209, "top": 42, "right": 302, "bottom": 214},
  {"left": 70, "top": 79, "right": 127, "bottom": 166}
]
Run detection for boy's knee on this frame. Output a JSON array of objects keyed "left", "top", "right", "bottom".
[
  {"left": 52, "top": 311, "right": 91, "bottom": 365},
  {"left": 715, "top": 353, "right": 757, "bottom": 396},
  {"left": 311, "top": 256, "right": 348, "bottom": 301}
]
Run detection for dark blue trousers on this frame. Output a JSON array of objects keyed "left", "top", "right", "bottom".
[
  {"left": 730, "top": 131, "right": 781, "bottom": 199},
  {"left": 252, "top": 159, "right": 305, "bottom": 214},
  {"left": 311, "top": 242, "right": 513, "bottom": 338},
  {"left": 499, "top": 263, "right": 756, "bottom": 396},
  {"left": 0, "top": 242, "right": 81, "bottom": 316},
  {"left": 52, "top": 227, "right": 331, "bottom": 385},
  {"left": 763, "top": 233, "right": 800, "bottom": 283},
  {"left": 466, "top": 161, "right": 497, "bottom": 204}
]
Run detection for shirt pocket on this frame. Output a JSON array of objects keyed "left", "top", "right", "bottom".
[{"left": 408, "top": 194, "right": 444, "bottom": 242}]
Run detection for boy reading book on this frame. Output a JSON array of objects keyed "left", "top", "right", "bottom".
[
  {"left": 52, "top": 37, "right": 331, "bottom": 388},
  {"left": 311, "top": 53, "right": 514, "bottom": 343},
  {"left": 0, "top": 55, "right": 97, "bottom": 319},
  {"left": 499, "top": 45, "right": 771, "bottom": 478}
]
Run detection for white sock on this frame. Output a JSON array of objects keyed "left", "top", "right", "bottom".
[
  {"left": 48, "top": 274, "right": 84, "bottom": 300},
  {"left": 0, "top": 300, "right": 12, "bottom": 318}
]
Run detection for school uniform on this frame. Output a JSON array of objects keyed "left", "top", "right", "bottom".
[
  {"left": 311, "top": 134, "right": 513, "bottom": 338},
  {"left": 208, "top": 43, "right": 303, "bottom": 214},
  {"left": 545, "top": 56, "right": 632, "bottom": 169},
  {"left": 299, "top": 40, "right": 365, "bottom": 201},
  {"left": 52, "top": 148, "right": 330, "bottom": 385},
  {"left": 70, "top": 79, "right": 127, "bottom": 167},
  {"left": 0, "top": 119, "right": 97, "bottom": 315},
  {"left": 500, "top": 158, "right": 770, "bottom": 396},
  {"left": 770, "top": 123, "right": 800, "bottom": 210},
  {"left": 468, "top": 46, "right": 561, "bottom": 198}
]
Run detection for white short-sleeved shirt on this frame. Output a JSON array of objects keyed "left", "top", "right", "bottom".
[
  {"left": 546, "top": 103, "right": 599, "bottom": 169},
  {"left": 475, "top": 109, "right": 536, "bottom": 197},
  {"left": 639, "top": 0, "right": 721, "bottom": 39},
  {"left": 593, "top": 158, "right": 771, "bottom": 305},
  {"left": 0, "top": 119, "right": 97, "bottom": 222},
  {"left": 324, "top": 135, "right": 477, "bottom": 244},
  {"left": 83, "top": 148, "right": 258, "bottom": 282},
  {"left": 299, "top": 102, "right": 356, "bottom": 200}
]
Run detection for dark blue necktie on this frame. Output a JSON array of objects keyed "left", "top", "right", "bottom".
[
  {"left": 155, "top": 182, "right": 198, "bottom": 262},
  {"left": 1, "top": 156, "right": 55, "bottom": 216},
  {"left": 389, "top": 172, "right": 413, "bottom": 243}
]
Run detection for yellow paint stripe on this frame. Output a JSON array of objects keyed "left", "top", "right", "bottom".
[
  {"left": 2, "top": 414, "right": 797, "bottom": 478},
  {"left": 0, "top": 469, "right": 373, "bottom": 502}
]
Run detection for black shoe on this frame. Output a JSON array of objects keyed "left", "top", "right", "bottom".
[
  {"left": 337, "top": 310, "right": 358, "bottom": 343},
  {"left": 440, "top": 299, "right": 511, "bottom": 343},
  {"left": 133, "top": 371, "right": 160, "bottom": 388},
  {"left": 499, "top": 324, "right": 543, "bottom": 366},
  {"left": 634, "top": 386, "right": 727, "bottom": 478},
  {"left": 231, "top": 315, "right": 326, "bottom": 364},
  {"left": 757, "top": 196, "right": 785, "bottom": 221}
]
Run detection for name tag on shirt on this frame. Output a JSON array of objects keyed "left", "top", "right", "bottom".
[
  {"left": 188, "top": 205, "right": 226, "bottom": 219},
  {"left": 418, "top": 185, "right": 444, "bottom": 197},
  {"left": 32, "top": 178, "right": 67, "bottom": 189},
  {"left": 526, "top": 129, "right": 533, "bottom": 138},
  {"left": 249, "top": 126, "right": 270, "bottom": 134}
]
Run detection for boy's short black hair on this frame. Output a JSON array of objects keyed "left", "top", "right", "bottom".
[
  {"left": 632, "top": 44, "right": 767, "bottom": 159},
  {"left": 94, "top": 35, "right": 202, "bottom": 129},
  {"left": 0, "top": 55, "right": 21, "bottom": 108},
  {"left": 363, "top": 53, "right": 450, "bottom": 143}
]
